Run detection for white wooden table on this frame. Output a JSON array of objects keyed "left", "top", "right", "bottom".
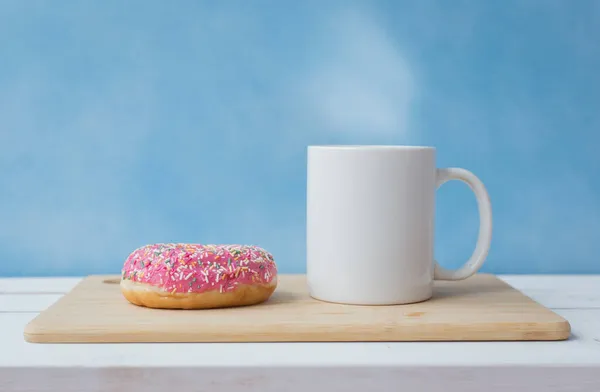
[{"left": 1, "top": 275, "right": 600, "bottom": 392}]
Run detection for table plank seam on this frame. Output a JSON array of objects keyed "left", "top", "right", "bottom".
[
  {"left": 0, "top": 310, "right": 40, "bottom": 314},
  {"left": 0, "top": 291, "right": 68, "bottom": 295}
]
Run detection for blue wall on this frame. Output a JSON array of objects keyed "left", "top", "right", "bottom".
[{"left": 2, "top": 0, "right": 599, "bottom": 276}]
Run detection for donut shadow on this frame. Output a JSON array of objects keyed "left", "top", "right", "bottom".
[
  {"left": 261, "top": 289, "right": 302, "bottom": 306},
  {"left": 110, "top": 277, "right": 300, "bottom": 310}
]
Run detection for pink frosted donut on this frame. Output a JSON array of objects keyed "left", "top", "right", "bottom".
[{"left": 120, "top": 243, "right": 278, "bottom": 309}]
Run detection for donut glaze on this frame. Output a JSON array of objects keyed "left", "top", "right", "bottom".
[{"left": 120, "top": 243, "right": 278, "bottom": 309}]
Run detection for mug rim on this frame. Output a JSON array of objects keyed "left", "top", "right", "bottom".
[{"left": 308, "top": 144, "right": 435, "bottom": 150}]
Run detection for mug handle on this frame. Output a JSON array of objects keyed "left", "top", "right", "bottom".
[{"left": 434, "top": 168, "right": 492, "bottom": 280}]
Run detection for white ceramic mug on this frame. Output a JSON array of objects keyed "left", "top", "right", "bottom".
[{"left": 306, "top": 145, "right": 492, "bottom": 305}]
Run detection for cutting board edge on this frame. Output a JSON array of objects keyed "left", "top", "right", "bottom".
[
  {"left": 24, "top": 316, "right": 572, "bottom": 343},
  {"left": 24, "top": 329, "right": 572, "bottom": 344}
]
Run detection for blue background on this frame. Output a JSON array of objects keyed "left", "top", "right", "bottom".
[{"left": 1, "top": 0, "right": 599, "bottom": 276}]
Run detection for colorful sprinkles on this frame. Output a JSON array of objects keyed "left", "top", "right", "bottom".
[{"left": 121, "top": 244, "right": 277, "bottom": 294}]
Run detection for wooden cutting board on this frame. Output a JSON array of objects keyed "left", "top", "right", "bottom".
[{"left": 24, "top": 274, "right": 570, "bottom": 343}]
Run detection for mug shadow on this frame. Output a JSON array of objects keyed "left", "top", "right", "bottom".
[
  {"left": 261, "top": 282, "right": 510, "bottom": 308},
  {"left": 430, "top": 281, "right": 509, "bottom": 302}
]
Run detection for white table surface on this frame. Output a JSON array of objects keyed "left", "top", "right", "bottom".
[{"left": 2, "top": 275, "right": 600, "bottom": 392}]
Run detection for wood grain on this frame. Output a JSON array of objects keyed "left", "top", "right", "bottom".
[{"left": 23, "top": 274, "right": 570, "bottom": 343}]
